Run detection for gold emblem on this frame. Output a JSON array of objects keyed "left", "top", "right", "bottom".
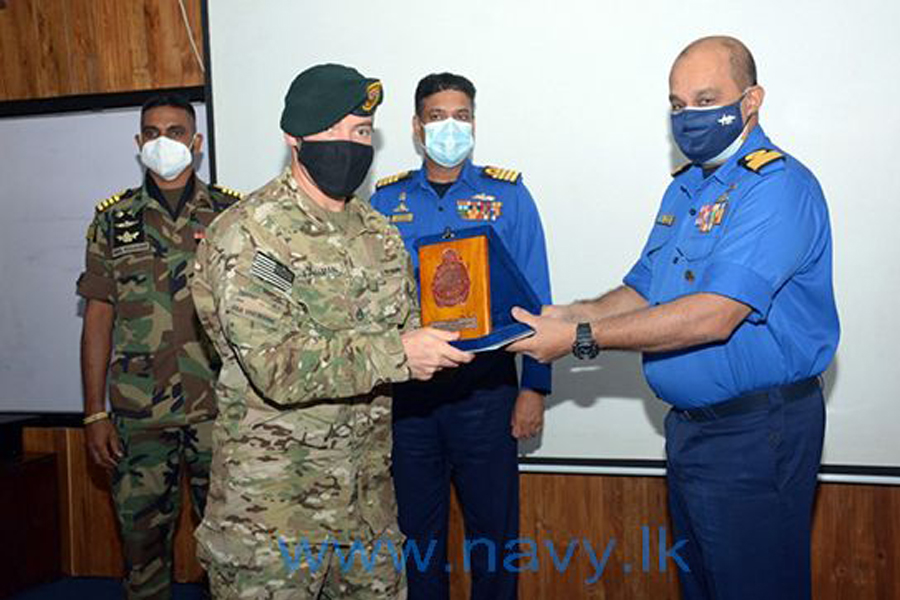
[
  {"left": 656, "top": 214, "right": 675, "bottom": 227},
  {"left": 361, "top": 81, "right": 382, "bottom": 113},
  {"left": 117, "top": 230, "right": 140, "bottom": 244},
  {"left": 394, "top": 192, "right": 409, "bottom": 213}
]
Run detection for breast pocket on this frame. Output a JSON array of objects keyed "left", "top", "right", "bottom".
[
  {"left": 361, "top": 265, "right": 411, "bottom": 331},
  {"left": 678, "top": 232, "right": 721, "bottom": 262},
  {"left": 344, "top": 231, "right": 414, "bottom": 332}
]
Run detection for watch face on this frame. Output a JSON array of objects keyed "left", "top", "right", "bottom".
[
  {"left": 572, "top": 322, "right": 599, "bottom": 360},
  {"left": 572, "top": 342, "right": 598, "bottom": 360}
]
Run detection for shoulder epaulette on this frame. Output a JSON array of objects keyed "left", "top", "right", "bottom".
[
  {"left": 739, "top": 149, "right": 785, "bottom": 173},
  {"left": 482, "top": 166, "right": 520, "bottom": 184},
  {"left": 671, "top": 162, "right": 692, "bottom": 177},
  {"left": 375, "top": 171, "right": 412, "bottom": 189},
  {"left": 95, "top": 188, "right": 136, "bottom": 213},
  {"left": 210, "top": 184, "right": 244, "bottom": 200}
]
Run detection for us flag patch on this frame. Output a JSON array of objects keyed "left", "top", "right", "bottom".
[{"left": 250, "top": 252, "right": 295, "bottom": 293}]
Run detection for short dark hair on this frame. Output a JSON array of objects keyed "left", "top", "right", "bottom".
[
  {"left": 415, "top": 73, "right": 476, "bottom": 116},
  {"left": 140, "top": 93, "right": 196, "bottom": 127}
]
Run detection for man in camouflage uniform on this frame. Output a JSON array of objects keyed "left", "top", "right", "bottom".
[
  {"left": 78, "top": 93, "right": 242, "bottom": 600},
  {"left": 190, "top": 64, "right": 473, "bottom": 600}
]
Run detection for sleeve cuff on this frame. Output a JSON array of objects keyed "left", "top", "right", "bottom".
[
  {"left": 623, "top": 264, "right": 650, "bottom": 301},
  {"left": 76, "top": 271, "right": 115, "bottom": 304},
  {"left": 521, "top": 356, "right": 551, "bottom": 394},
  {"left": 377, "top": 327, "right": 414, "bottom": 385},
  {"left": 697, "top": 260, "right": 774, "bottom": 323}
]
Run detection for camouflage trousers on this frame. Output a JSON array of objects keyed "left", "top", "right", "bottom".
[
  {"left": 201, "top": 534, "right": 406, "bottom": 600},
  {"left": 112, "top": 418, "right": 213, "bottom": 600}
]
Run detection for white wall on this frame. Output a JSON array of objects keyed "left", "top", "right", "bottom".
[
  {"left": 0, "top": 104, "right": 209, "bottom": 414},
  {"left": 205, "top": 0, "right": 900, "bottom": 470}
]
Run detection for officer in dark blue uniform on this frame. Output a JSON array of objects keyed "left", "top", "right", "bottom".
[
  {"left": 509, "top": 37, "right": 838, "bottom": 600},
  {"left": 370, "top": 72, "right": 551, "bottom": 600}
]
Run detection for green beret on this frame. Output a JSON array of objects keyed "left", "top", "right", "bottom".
[{"left": 280, "top": 63, "right": 383, "bottom": 137}]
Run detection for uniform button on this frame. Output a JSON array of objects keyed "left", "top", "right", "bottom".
[
  {"left": 689, "top": 208, "right": 697, "bottom": 216},
  {"left": 672, "top": 257, "right": 679, "bottom": 264},
  {"left": 684, "top": 270, "right": 695, "bottom": 282},
  {"left": 438, "top": 206, "right": 444, "bottom": 211}
]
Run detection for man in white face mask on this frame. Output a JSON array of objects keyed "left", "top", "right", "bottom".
[
  {"left": 370, "top": 72, "right": 553, "bottom": 600},
  {"left": 77, "top": 93, "right": 242, "bottom": 600}
]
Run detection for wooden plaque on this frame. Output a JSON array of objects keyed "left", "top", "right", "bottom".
[{"left": 418, "top": 236, "right": 491, "bottom": 340}]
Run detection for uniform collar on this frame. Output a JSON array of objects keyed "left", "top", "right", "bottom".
[
  {"left": 281, "top": 167, "right": 373, "bottom": 237},
  {"left": 412, "top": 159, "right": 480, "bottom": 195},
  {"left": 705, "top": 125, "right": 771, "bottom": 185},
  {"left": 143, "top": 171, "right": 201, "bottom": 219},
  {"left": 676, "top": 125, "right": 772, "bottom": 192}
]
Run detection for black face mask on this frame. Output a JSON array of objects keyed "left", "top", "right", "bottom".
[{"left": 297, "top": 140, "right": 374, "bottom": 199}]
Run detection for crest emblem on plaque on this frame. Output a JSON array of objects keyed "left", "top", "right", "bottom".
[{"left": 432, "top": 249, "right": 471, "bottom": 307}]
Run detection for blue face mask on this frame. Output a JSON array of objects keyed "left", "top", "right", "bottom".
[
  {"left": 423, "top": 118, "right": 474, "bottom": 168},
  {"left": 671, "top": 96, "right": 745, "bottom": 165}
]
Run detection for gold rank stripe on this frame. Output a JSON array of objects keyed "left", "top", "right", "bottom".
[
  {"left": 671, "top": 162, "right": 692, "bottom": 177},
  {"left": 375, "top": 171, "right": 412, "bottom": 189},
  {"left": 483, "top": 166, "right": 520, "bottom": 183},
  {"left": 213, "top": 185, "right": 243, "bottom": 199},
  {"left": 740, "top": 149, "right": 784, "bottom": 172},
  {"left": 95, "top": 189, "right": 130, "bottom": 213}
]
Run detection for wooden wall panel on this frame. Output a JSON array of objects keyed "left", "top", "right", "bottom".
[
  {"left": 447, "top": 475, "right": 679, "bottom": 600},
  {"left": 31, "top": 0, "right": 71, "bottom": 98},
  {"left": 21, "top": 428, "right": 74, "bottom": 572},
  {"left": 445, "top": 475, "right": 900, "bottom": 600},
  {"left": 23, "top": 427, "right": 899, "bottom": 598},
  {"left": 811, "top": 482, "right": 899, "bottom": 599},
  {"left": 66, "top": 0, "right": 101, "bottom": 95},
  {"left": 0, "top": 0, "right": 39, "bottom": 99},
  {"left": 0, "top": 0, "right": 205, "bottom": 101},
  {"left": 22, "top": 427, "right": 203, "bottom": 582}
]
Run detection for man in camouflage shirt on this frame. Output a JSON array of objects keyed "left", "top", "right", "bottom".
[
  {"left": 191, "top": 64, "right": 473, "bottom": 600},
  {"left": 78, "top": 93, "right": 241, "bottom": 600}
]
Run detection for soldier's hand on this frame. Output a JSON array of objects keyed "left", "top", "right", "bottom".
[
  {"left": 85, "top": 419, "right": 123, "bottom": 470},
  {"left": 402, "top": 327, "right": 474, "bottom": 381}
]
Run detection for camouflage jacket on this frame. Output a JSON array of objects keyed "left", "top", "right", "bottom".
[
  {"left": 77, "top": 174, "right": 241, "bottom": 428},
  {"left": 191, "top": 167, "right": 419, "bottom": 565}
]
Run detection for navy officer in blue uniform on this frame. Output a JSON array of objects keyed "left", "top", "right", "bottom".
[
  {"left": 370, "top": 72, "right": 551, "bottom": 600},
  {"left": 509, "top": 37, "right": 838, "bottom": 600}
]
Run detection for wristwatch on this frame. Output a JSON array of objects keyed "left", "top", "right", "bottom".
[{"left": 572, "top": 322, "right": 600, "bottom": 360}]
